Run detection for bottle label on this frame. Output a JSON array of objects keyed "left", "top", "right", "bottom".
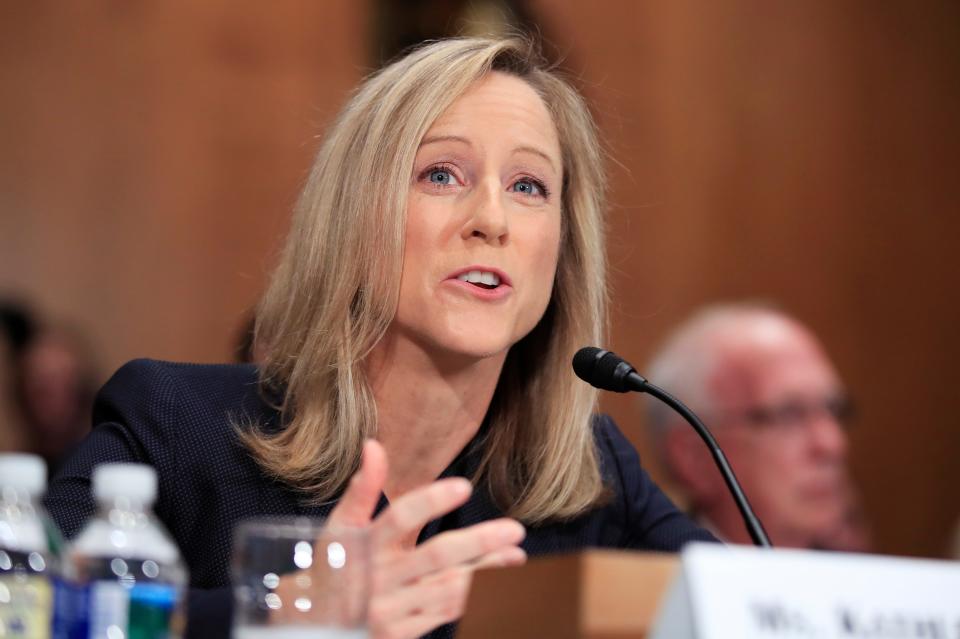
[
  {"left": 128, "top": 583, "right": 178, "bottom": 639},
  {"left": 0, "top": 574, "right": 53, "bottom": 638},
  {"left": 53, "top": 579, "right": 86, "bottom": 639},
  {"left": 78, "top": 580, "right": 180, "bottom": 639},
  {"left": 88, "top": 581, "right": 128, "bottom": 638}
]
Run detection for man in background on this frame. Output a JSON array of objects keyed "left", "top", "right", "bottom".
[{"left": 644, "top": 303, "right": 871, "bottom": 550}]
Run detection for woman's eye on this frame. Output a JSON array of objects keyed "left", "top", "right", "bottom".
[
  {"left": 426, "top": 168, "right": 460, "bottom": 186},
  {"left": 511, "top": 179, "right": 547, "bottom": 198}
]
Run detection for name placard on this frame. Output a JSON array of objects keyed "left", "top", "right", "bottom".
[{"left": 651, "top": 543, "right": 960, "bottom": 639}]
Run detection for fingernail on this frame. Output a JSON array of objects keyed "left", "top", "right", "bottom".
[
  {"left": 502, "top": 521, "right": 525, "bottom": 541},
  {"left": 496, "top": 547, "right": 527, "bottom": 567},
  {"left": 451, "top": 478, "right": 472, "bottom": 496}
]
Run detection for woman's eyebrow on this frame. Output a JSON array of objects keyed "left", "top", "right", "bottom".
[
  {"left": 513, "top": 145, "right": 558, "bottom": 174},
  {"left": 419, "top": 135, "right": 558, "bottom": 174},
  {"left": 419, "top": 134, "right": 472, "bottom": 149}
]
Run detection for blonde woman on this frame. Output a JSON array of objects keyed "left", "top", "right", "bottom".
[{"left": 46, "top": 37, "right": 715, "bottom": 639}]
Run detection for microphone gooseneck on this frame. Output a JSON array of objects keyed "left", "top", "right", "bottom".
[{"left": 573, "top": 346, "right": 772, "bottom": 548}]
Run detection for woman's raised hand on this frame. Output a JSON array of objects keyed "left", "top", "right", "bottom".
[{"left": 328, "top": 440, "right": 527, "bottom": 639}]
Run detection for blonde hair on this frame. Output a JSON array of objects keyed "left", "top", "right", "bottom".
[{"left": 244, "top": 37, "right": 608, "bottom": 523}]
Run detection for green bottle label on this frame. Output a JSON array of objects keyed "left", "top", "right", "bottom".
[{"left": 127, "top": 583, "right": 178, "bottom": 639}]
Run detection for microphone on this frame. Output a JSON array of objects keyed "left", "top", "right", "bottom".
[{"left": 573, "top": 346, "right": 772, "bottom": 548}]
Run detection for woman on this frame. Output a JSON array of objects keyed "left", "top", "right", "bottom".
[{"left": 46, "top": 37, "right": 714, "bottom": 639}]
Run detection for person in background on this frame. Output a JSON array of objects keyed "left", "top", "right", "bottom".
[
  {"left": 0, "top": 301, "right": 37, "bottom": 358},
  {"left": 45, "top": 37, "right": 715, "bottom": 639},
  {"left": 0, "top": 329, "right": 26, "bottom": 450},
  {"left": 17, "top": 323, "right": 97, "bottom": 476},
  {"left": 0, "top": 300, "right": 35, "bottom": 450},
  {"left": 644, "top": 303, "right": 871, "bottom": 551},
  {"left": 1, "top": 301, "right": 97, "bottom": 473}
]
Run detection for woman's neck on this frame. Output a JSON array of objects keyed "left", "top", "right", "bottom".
[{"left": 366, "top": 335, "right": 506, "bottom": 500}]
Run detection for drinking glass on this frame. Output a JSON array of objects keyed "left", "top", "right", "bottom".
[{"left": 231, "top": 517, "right": 369, "bottom": 639}]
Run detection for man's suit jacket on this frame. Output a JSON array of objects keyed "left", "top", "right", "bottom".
[{"left": 45, "top": 359, "right": 715, "bottom": 639}]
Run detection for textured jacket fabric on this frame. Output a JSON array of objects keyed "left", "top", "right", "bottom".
[{"left": 45, "top": 359, "right": 716, "bottom": 639}]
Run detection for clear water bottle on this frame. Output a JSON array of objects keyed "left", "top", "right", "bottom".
[
  {"left": 67, "top": 463, "right": 187, "bottom": 639},
  {"left": 0, "top": 453, "right": 65, "bottom": 638}
]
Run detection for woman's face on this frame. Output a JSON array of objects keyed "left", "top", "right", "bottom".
[{"left": 391, "top": 71, "right": 563, "bottom": 362}]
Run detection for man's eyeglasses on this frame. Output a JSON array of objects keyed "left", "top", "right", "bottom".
[{"left": 725, "top": 394, "right": 856, "bottom": 432}]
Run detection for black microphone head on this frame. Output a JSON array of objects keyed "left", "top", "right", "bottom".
[
  {"left": 572, "top": 346, "right": 644, "bottom": 393},
  {"left": 572, "top": 346, "right": 606, "bottom": 384}
]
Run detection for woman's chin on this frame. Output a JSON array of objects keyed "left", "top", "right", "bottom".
[
  {"left": 387, "top": 321, "right": 522, "bottom": 366},
  {"left": 423, "top": 332, "right": 515, "bottom": 364},
  {"left": 441, "top": 341, "right": 511, "bottom": 363}
]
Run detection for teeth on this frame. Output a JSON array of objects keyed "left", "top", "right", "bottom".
[{"left": 456, "top": 270, "right": 501, "bottom": 286}]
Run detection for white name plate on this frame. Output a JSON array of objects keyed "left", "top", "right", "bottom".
[{"left": 651, "top": 542, "right": 960, "bottom": 639}]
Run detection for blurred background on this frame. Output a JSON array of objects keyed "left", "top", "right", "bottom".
[{"left": 1, "top": 1, "right": 957, "bottom": 558}]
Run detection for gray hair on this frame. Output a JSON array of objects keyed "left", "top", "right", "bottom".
[{"left": 644, "top": 302, "right": 786, "bottom": 458}]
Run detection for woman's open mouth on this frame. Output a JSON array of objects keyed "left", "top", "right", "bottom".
[
  {"left": 444, "top": 267, "right": 512, "bottom": 300},
  {"left": 456, "top": 270, "right": 501, "bottom": 290}
]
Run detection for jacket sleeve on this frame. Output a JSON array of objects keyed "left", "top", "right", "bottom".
[
  {"left": 595, "top": 415, "right": 718, "bottom": 551},
  {"left": 44, "top": 359, "right": 234, "bottom": 639}
]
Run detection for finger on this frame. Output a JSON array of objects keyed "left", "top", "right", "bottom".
[
  {"left": 370, "top": 566, "right": 472, "bottom": 639},
  {"left": 329, "top": 439, "right": 388, "bottom": 527},
  {"left": 370, "top": 547, "right": 527, "bottom": 639},
  {"left": 470, "top": 545, "right": 527, "bottom": 570},
  {"left": 370, "top": 548, "right": 527, "bottom": 638},
  {"left": 377, "top": 518, "right": 524, "bottom": 590},
  {"left": 373, "top": 477, "right": 472, "bottom": 544}
]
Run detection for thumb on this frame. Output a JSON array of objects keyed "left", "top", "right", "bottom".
[{"left": 329, "top": 439, "right": 388, "bottom": 527}]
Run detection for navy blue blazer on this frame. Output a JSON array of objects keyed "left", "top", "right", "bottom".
[{"left": 45, "top": 359, "right": 715, "bottom": 639}]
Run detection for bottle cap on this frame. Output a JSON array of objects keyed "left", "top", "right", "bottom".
[
  {"left": 0, "top": 453, "right": 46, "bottom": 495},
  {"left": 93, "top": 463, "right": 157, "bottom": 504}
]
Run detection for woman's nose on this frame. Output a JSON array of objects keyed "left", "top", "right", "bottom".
[{"left": 462, "top": 178, "right": 509, "bottom": 245}]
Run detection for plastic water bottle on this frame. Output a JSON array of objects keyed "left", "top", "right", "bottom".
[
  {"left": 0, "top": 453, "right": 65, "bottom": 638},
  {"left": 67, "top": 463, "right": 187, "bottom": 639}
]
